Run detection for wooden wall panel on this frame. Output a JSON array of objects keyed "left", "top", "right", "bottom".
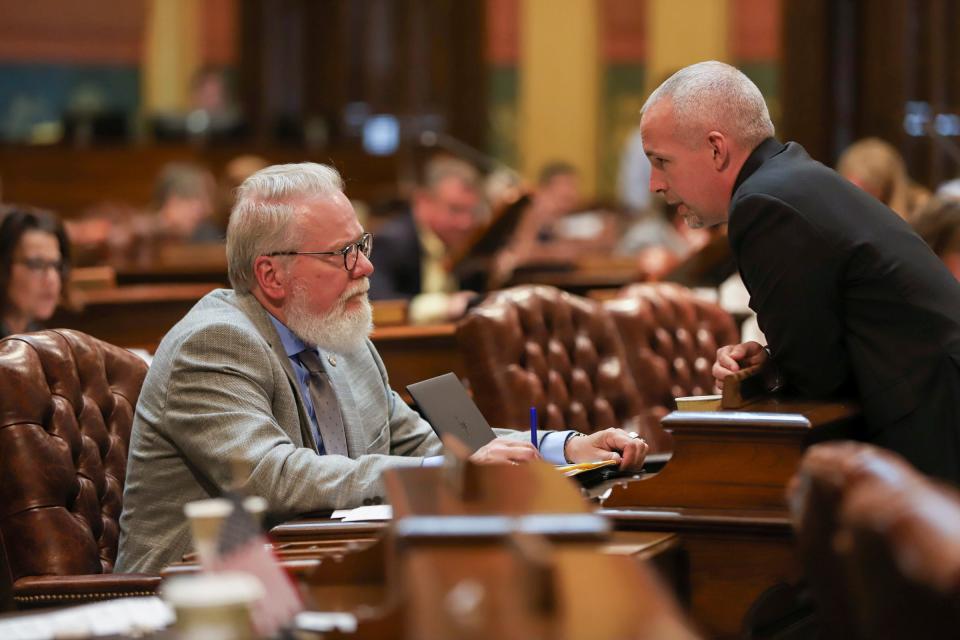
[{"left": 0, "top": 0, "right": 146, "bottom": 65}]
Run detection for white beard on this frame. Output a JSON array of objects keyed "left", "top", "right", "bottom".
[{"left": 285, "top": 279, "right": 373, "bottom": 354}]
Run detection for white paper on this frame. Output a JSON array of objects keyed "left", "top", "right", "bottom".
[
  {"left": 330, "top": 505, "right": 393, "bottom": 521},
  {"left": 0, "top": 596, "right": 173, "bottom": 640},
  {"left": 295, "top": 611, "right": 358, "bottom": 633}
]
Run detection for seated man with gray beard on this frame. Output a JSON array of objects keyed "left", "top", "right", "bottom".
[{"left": 116, "top": 162, "right": 648, "bottom": 574}]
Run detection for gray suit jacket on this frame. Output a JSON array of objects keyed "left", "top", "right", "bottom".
[{"left": 116, "top": 289, "right": 445, "bottom": 573}]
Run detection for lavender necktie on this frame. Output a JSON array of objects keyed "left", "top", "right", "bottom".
[{"left": 297, "top": 349, "right": 348, "bottom": 456}]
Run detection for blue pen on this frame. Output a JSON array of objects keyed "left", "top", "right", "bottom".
[{"left": 530, "top": 406, "right": 538, "bottom": 447}]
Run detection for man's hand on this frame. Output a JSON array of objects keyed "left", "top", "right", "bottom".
[
  {"left": 469, "top": 437, "right": 541, "bottom": 465},
  {"left": 713, "top": 341, "right": 769, "bottom": 390},
  {"left": 564, "top": 428, "right": 649, "bottom": 471},
  {"left": 445, "top": 290, "right": 478, "bottom": 321}
]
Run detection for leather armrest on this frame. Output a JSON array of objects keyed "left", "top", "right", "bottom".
[{"left": 13, "top": 573, "right": 162, "bottom": 609}]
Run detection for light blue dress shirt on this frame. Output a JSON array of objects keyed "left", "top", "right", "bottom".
[
  {"left": 269, "top": 315, "right": 329, "bottom": 453},
  {"left": 268, "top": 315, "right": 573, "bottom": 465}
]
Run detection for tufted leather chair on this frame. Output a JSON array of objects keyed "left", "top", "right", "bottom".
[
  {"left": 455, "top": 285, "right": 671, "bottom": 453},
  {"left": 788, "top": 442, "right": 960, "bottom": 639},
  {"left": 0, "top": 329, "right": 160, "bottom": 610},
  {"left": 604, "top": 282, "right": 739, "bottom": 415}
]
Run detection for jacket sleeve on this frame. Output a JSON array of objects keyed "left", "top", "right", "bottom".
[
  {"left": 157, "top": 323, "right": 427, "bottom": 516},
  {"left": 731, "top": 193, "right": 852, "bottom": 397}
]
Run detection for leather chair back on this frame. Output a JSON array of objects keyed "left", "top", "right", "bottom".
[
  {"left": 789, "top": 442, "right": 960, "bottom": 639},
  {"left": 456, "top": 285, "right": 668, "bottom": 449},
  {"left": 0, "top": 330, "right": 147, "bottom": 590},
  {"left": 605, "top": 282, "right": 738, "bottom": 414},
  {"left": 839, "top": 456, "right": 960, "bottom": 639}
]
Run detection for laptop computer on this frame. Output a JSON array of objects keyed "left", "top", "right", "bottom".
[
  {"left": 406, "top": 372, "right": 497, "bottom": 452},
  {"left": 407, "top": 372, "right": 661, "bottom": 484}
]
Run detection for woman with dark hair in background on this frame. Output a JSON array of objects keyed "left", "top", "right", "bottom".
[{"left": 0, "top": 207, "right": 71, "bottom": 337}]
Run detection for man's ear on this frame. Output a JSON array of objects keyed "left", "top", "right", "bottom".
[
  {"left": 253, "top": 255, "right": 287, "bottom": 303},
  {"left": 708, "top": 131, "right": 730, "bottom": 171}
]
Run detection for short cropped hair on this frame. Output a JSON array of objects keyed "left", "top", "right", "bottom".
[
  {"left": 227, "top": 162, "right": 344, "bottom": 293},
  {"left": 642, "top": 60, "right": 775, "bottom": 149}
]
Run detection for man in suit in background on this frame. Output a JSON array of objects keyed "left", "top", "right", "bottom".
[
  {"left": 640, "top": 60, "right": 960, "bottom": 483},
  {"left": 369, "top": 156, "right": 484, "bottom": 324},
  {"left": 116, "top": 162, "right": 647, "bottom": 574}
]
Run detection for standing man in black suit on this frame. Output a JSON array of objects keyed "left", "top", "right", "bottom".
[
  {"left": 370, "top": 156, "right": 485, "bottom": 324},
  {"left": 640, "top": 60, "right": 960, "bottom": 483}
]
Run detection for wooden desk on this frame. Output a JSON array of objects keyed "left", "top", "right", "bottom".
[
  {"left": 270, "top": 518, "right": 389, "bottom": 544},
  {"left": 370, "top": 323, "right": 465, "bottom": 402},
  {"left": 604, "top": 397, "right": 860, "bottom": 511},
  {"left": 51, "top": 283, "right": 219, "bottom": 350},
  {"left": 597, "top": 398, "right": 861, "bottom": 638},
  {"left": 0, "top": 144, "right": 399, "bottom": 219},
  {"left": 112, "top": 244, "right": 229, "bottom": 286}
]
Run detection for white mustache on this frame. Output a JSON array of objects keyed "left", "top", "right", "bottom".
[{"left": 340, "top": 278, "right": 370, "bottom": 303}]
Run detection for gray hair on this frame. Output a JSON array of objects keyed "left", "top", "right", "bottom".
[
  {"left": 642, "top": 60, "right": 774, "bottom": 149},
  {"left": 226, "top": 162, "right": 344, "bottom": 293}
]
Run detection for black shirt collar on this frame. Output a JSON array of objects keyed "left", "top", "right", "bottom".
[{"left": 732, "top": 137, "right": 786, "bottom": 196}]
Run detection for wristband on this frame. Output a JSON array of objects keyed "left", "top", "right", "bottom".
[{"left": 563, "top": 432, "right": 586, "bottom": 464}]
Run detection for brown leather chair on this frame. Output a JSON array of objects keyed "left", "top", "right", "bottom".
[
  {"left": 605, "top": 282, "right": 739, "bottom": 415},
  {"left": 789, "top": 441, "right": 960, "bottom": 639},
  {"left": 0, "top": 329, "right": 160, "bottom": 610},
  {"left": 456, "top": 285, "right": 671, "bottom": 453}
]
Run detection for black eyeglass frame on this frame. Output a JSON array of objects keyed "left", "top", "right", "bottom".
[{"left": 264, "top": 232, "right": 373, "bottom": 271}]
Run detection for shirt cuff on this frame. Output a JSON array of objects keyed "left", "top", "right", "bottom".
[
  {"left": 426, "top": 431, "right": 574, "bottom": 466},
  {"left": 539, "top": 430, "right": 575, "bottom": 465}
]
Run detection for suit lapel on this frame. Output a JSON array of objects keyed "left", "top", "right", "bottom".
[{"left": 233, "top": 291, "right": 318, "bottom": 451}]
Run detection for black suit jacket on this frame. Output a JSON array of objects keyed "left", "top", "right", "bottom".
[
  {"left": 729, "top": 138, "right": 960, "bottom": 482},
  {"left": 369, "top": 209, "right": 424, "bottom": 301}
]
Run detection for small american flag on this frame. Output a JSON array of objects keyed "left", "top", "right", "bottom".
[{"left": 211, "top": 493, "right": 303, "bottom": 637}]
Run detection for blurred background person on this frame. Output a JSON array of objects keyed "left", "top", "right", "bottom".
[
  {"left": 151, "top": 66, "right": 246, "bottom": 143},
  {"left": 0, "top": 207, "right": 71, "bottom": 337},
  {"left": 150, "top": 161, "right": 221, "bottom": 243},
  {"left": 217, "top": 153, "right": 270, "bottom": 230},
  {"left": 508, "top": 161, "right": 585, "bottom": 248},
  {"left": 837, "top": 137, "right": 930, "bottom": 221},
  {"left": 617, "top": 200, "right": 712, "bottom": 261},
  {"left": 492, "top": 161, "right": 605, "bottom": 285},
  {"left": 912, "top": 197, "right": 960, "bottom": 280},
  {"left": 617, "top": 125, "right": 652, "bottom": 214},
  {"left": 370, "top": 155, "right": 486, "bottom": 324}
]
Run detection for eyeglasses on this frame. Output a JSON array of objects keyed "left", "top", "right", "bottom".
[
  {"left": 265, "top": 232, "right": 373, "bottom": 271},
  {"left": 16, "top": 258, "right": 64, "bottom": 275}
]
